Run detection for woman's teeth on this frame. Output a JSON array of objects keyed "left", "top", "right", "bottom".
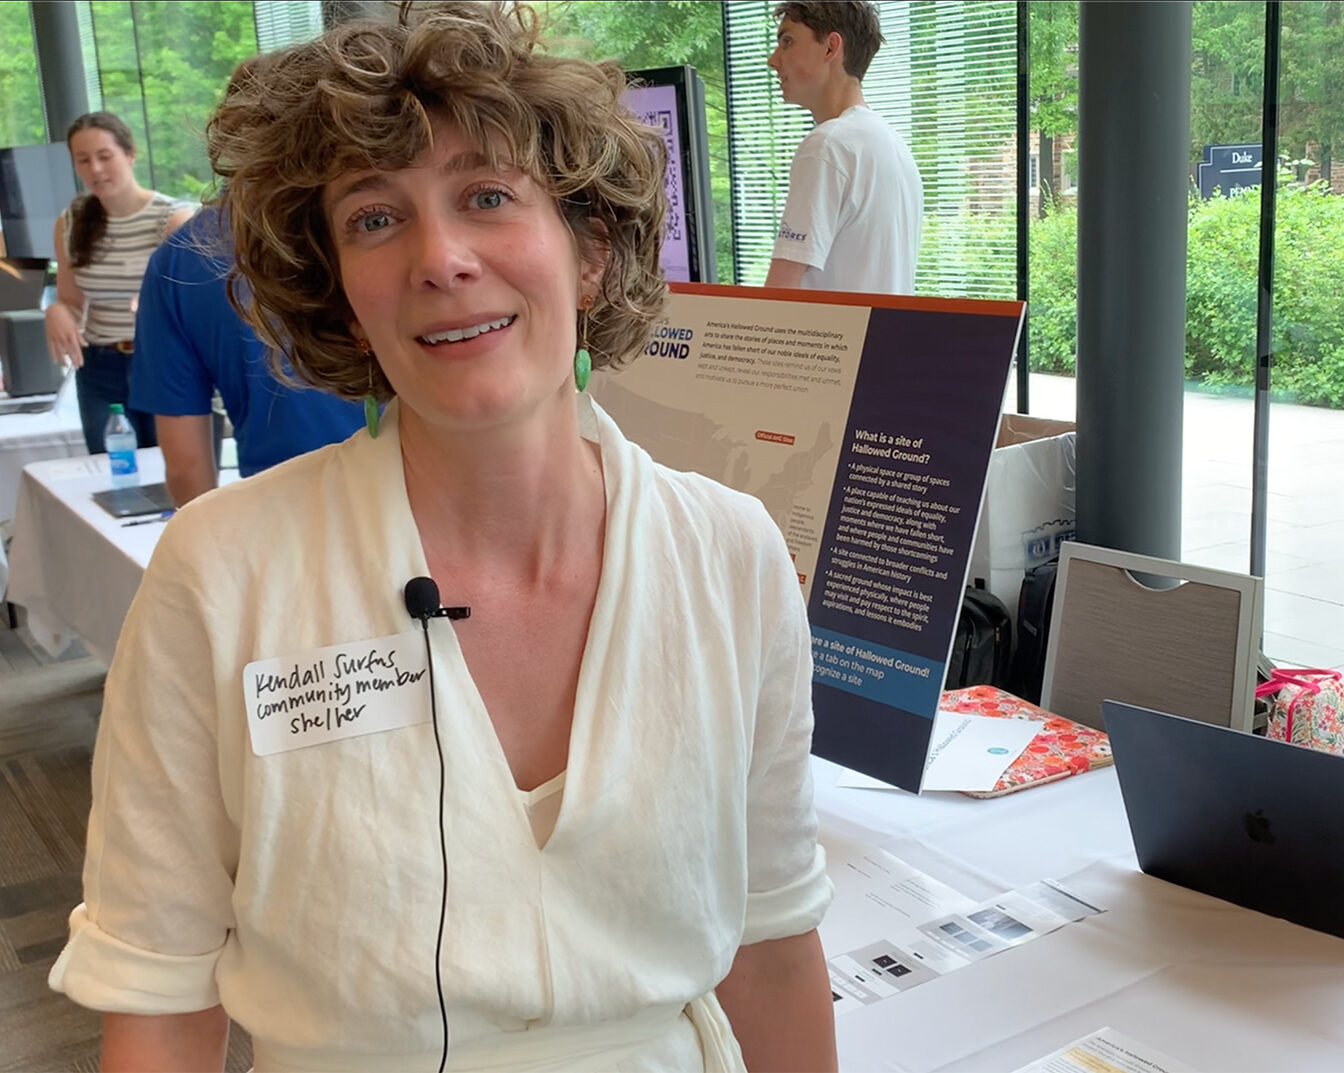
[{"left": 420, "top": 315, "right": 514, "bottom": 345}]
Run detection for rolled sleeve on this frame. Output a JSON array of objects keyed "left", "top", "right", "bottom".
[
  {"left": 49, "top": 904, "right": 223, "bottom": 1014},
  {"left": 741, "top": 507, "right": 834, "bottom": 945}
]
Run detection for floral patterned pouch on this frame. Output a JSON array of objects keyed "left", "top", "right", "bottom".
[
  {"left": 937, "top": 685, "right": 1113, "bottom": 799},
  {"left": 1258, "top": 668, "right": 1344, "bottom": 754}
]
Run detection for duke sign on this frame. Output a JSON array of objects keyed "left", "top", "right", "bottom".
[{"left": 1197, "top": 143, "right": 1261, "bottom": 199}]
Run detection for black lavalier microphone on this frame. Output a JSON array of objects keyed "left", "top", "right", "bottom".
[
  {"left": 404, "top": 576, "right": 470, "bottom": 622},
  {"left": 403, "top": 576, "right": 461, "bottom": 1073}
]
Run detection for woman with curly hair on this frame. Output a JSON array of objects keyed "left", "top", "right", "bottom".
[{"left": 49, "top": 4, "right": 836, "bottom": 1071}]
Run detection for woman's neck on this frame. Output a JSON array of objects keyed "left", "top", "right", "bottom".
[
  {"left": 98, "top": 185, "right": 153, "bottom": 219},
  {"left": 399, "top": 396, "right": 605, "bottom": 583}
]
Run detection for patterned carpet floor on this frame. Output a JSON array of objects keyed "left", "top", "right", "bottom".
[{"left": 0, "top": 624, "right": 251, "bottom": 1071}]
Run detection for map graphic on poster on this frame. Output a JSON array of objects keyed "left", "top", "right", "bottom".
[{"left": 592, "top": 283, "right": 1024, "bottom": 791}]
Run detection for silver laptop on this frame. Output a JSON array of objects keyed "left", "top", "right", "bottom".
[{"left": 1103, "top": 699, "right": 1344, "bottom": 941}]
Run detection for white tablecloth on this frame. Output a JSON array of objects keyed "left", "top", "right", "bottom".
[
  {"left": 816, "top": 758, "right": 1344, "bottom": 1072},
  {"left": 0, "top": 383, "right": 85, "bottom": 522},
  {"left": 4, "top": 449, "right": 168, "bottom": 665},
  {"left": 0, "top": 386, "right": 85, "bottom": 595}
]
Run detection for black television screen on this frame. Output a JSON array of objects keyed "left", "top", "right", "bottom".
[
  {"left": 624, "top": 66, "right": 716, "bottom": 284},
  {"left": 0, "top": 143, "right": 77, "bottom": 261}
]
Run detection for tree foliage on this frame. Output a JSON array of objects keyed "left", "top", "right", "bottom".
[
  {"left": 1028, "top": 0, "right": 1077, "bottom": 139},
  {"left": 1029, "top": 2, "right": 1344, "bottom": 178},
  {"left": 0, "top": 3, "right": 46, "bottom": 149},
  {"left": 1188, "top": 1, "right": 1343, "bottom": 177},
  {"left": 90, "top": 1, "right": 258, "bottom": 199}
]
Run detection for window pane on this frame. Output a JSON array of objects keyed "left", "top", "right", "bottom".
[
  {"left": 721, "top": 0, "right": 810, "bottom": 285},
  {"left": 255, "top": 0, "right": 323, "bottom": 52},
  {"left": 1025, "top": 0, "right": 1078, "bottom": 423},
  {"left": 87, "top": 2, "right": 260, "bottom": 199},
  {"left": 0, "top": 3, "right": 47, "bottom": 148},
  {"left": 88, "top": 2, "right": 153, "bottom": 189},
  {"left": 723, "top": 0, "right": 1017, "bottom": 297},
  {"left": 129, "top": 1, "right": 259, "bottom": 199},
  {"left": 76, "top": 1, "right": 105, "bottom": 114},
  {"left": 1263, "top": 0, "right": 1344, "bottom": 670},
  {"left": 1181, "top": 3, "right": 1260, "bottom": 627}
]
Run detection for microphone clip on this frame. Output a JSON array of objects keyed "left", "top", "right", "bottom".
[{"left": 404, "top": 576, "right": 471, "bottom": 625}]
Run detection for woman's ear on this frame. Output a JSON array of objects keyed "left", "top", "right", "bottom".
[{"left": 578, "top": 219, "right": 611, "bottom": 298}]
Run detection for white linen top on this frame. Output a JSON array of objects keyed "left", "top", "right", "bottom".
[{"left": 50, "top": 396, "right": 832, "bottom": 1071}]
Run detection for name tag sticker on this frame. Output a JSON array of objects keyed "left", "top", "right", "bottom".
[{"left": 243, "top": 631, "right": 430, "bottom": 756}]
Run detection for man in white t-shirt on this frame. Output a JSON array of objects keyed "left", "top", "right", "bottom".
[{"left": 764, "top": 1, "right": 923, "bottom": 295}]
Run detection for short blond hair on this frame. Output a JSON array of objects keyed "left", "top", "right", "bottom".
[{"left": 205, "top": 1, "right": 668, "bottom": 399}]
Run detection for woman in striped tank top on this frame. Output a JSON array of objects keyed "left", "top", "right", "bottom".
[{"left": 43, "top": 112, "right": 193, "bottom": 454}]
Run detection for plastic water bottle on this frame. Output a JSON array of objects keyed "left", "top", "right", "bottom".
[{"left": 105, "top": 404, "right": 139, "bottom": 489}]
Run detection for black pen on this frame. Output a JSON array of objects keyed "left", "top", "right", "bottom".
[{"left": 122, "top": 510, "right": 175, "bottom": 528}]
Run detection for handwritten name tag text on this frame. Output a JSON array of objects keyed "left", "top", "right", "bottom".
[{"left": 243, "top": 633, "right": 432, "bottom": 756}]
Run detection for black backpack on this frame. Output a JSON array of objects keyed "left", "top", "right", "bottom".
[
  {"left": 946, "top": 584, "right": 1013, "bottom": 690},
  {"left": 1006, "top": 559, "right": 1059, "bottom": 703}
]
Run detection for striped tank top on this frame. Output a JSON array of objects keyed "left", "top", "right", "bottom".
[{"left": 65, "top": 191, "right": 187, "bottom": 346}]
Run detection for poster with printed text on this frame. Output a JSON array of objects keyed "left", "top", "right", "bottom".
[{"left": 591, "top": 283, "right": 1024, "bottom": 791}]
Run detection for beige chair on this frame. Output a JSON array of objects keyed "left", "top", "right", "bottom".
[{"left": 1041, "top": 542, "right": 1263, "bottom": 732}]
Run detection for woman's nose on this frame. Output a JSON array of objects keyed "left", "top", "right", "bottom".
[{"left": 411, "top": 213, "right": 482, "bottom": 289}]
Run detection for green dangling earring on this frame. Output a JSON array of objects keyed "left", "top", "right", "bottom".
[
  {"left": 573, "top": 347, "right": 591, "bottom": 393},
  {"left": 358, "top": 339, "right": 380, "bottom": 438},
  {"left": 364, "top": 394, "right": 380, "bottom": 439},
  {"left": 574, "top": 298, "right": 593, "bottom": 393}
]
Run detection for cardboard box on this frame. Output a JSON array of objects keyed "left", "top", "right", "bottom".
[{"left": 968, "top": 414, "right": 1076, "bottom": 630}]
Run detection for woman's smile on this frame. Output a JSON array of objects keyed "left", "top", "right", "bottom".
[{"left": 414, "top": 313, "right": 517, "bottom": 357}]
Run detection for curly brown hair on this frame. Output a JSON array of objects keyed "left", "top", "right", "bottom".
[{"left": 205, "top": 1, "right": 668, "bottom": 400}]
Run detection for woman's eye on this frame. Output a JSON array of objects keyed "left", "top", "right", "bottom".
[
  {"left": 472, "top": 189, "right": 508, "bottom": 210},
  {"left": 356, "top": 211, "right": 393, "bottom": 233}
]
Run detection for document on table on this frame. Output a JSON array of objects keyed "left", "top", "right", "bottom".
[
  {"left": 1010, "top": 1026, "right": 1196, "bottom": 1073},
  {"left": 836, "top": 711, "right": 1040, "bottom": 792},
  {"left": 30, "top": 456, "right": 108, "bottom": 479},
  {"left": 821, "top": 848, "right": 1106, "bottom": 1015}
]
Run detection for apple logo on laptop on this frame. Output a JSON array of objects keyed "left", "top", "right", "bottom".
[{"left": 1243, "top": 809, "right": 1276, "bottom": 845}]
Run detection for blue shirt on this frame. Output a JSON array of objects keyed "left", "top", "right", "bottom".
[{"left": 130, "top": 208, "right": 364, "bottom": 478}]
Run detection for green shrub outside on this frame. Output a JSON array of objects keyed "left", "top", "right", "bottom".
[
  {"left": 1025, "top": 203, "right": 1079, "bottom": 376},
  {"left": 1027, "top": 183, "right": 1344, "bottom": 407},
  {"left": 919, "top": 212, "right": 1018, "bottom": 301}
]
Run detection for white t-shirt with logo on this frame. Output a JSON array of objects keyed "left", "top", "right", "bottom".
[{"left": 772, "top": 105, "right": 923, "bottom": 296}]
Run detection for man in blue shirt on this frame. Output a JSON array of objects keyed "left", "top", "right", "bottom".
[{"left": 131, "top": 206, "right": 364, "bottom": 505}]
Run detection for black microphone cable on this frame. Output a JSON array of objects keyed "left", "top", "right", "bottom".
[
  {"left": 407, "top": 578, "right": 451, "bottom": 1073},
  {"left": 420, "top": 610, "right": 450, "bottom": 1073}
]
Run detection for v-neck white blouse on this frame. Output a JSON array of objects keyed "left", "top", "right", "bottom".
[
  {"left": 523, "top": 771, "right": 566, "bottom": 849},
  {"left": 50, "top": 397, "right": 832, "bottom": 1070}
]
